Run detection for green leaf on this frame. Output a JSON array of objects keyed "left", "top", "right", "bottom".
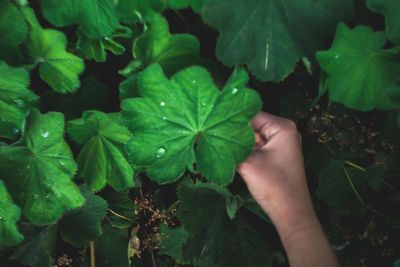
[
  {"left": 115, "top": 0, "right": 166, "bottom": 22},
  {"left": 89, "top": 223, "right": 130, "bottom": 267},
  {"left": 316, "top": 23, "right": 400, "bottom": 111},
  {"left": 0, "top": 61, "right": 39, "bottom": 140},
  {"left": 102, "top": 189, "right": 137, "bottom": 229},
  {"left": 40, "top": 0, "right": 119, "bottom": 38},
  {"left": 122, "top": 65, "right": 261, "bottom": 184},
  {"left": 76, "top": 25, "right": 133, "bottom": 62},
  {"left": 225, "top": 195, "right": 238, "bottom": 220},
  {"left": 41, "top": 75, "right": 108, "bottom": 120},
  {"left": 394, "top": 259, "right": 400, "bottom": 267},
  {"left": 177, "top": 181, "right": 274, "bottom": 267},
  {"left": 11, "top": 224, "right": 58, "bottom": 267},
  {"left": 0, "top": 0, "right": 27, "bottom": 64},
  {"left": 23, "top": 8, "right": 85, "bottom": 93},
  {"left": 0, "top": 180, "right": 23, "bottom": 246},
  {"left": 367, "top": 0, "right": 400, "bottom": 43},
  {"left": 68, "top": 111, "right": 135, "bottom": 192},
  {"left": 0, "top": 109, "right": 84, "bottom": 225},
  {"left": 59, "top": 186, "right": 108, "bottom": 247},
  {"left": 119, "top": 75, "right": 140, "bottom": 101},
  {"left": 122, "top": 14, "right": 201, "bottom": 77},
  {"left": 316, "top": 160, "right": 370, "bottom": 216},
  {"left": 202, "top": 0, "right": 353, "bottom": 81},
  {"left": 159, "top": 224, "right": 188, "bottom": 263},
  {"left": 167, "top": 0, "right": 206, "bottom": 11}
]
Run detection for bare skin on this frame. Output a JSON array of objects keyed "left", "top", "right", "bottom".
[{"left": 237, "top": 112, "right": 339, "bottom": 267}]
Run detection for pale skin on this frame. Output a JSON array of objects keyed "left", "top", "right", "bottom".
[{"left": 237, "top": 112, "right": 340, "bottom": 267}]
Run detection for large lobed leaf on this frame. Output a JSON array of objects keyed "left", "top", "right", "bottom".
[
  {"left": 0, "top": 61, "right": 39, "bottom": 140},
  {"left": 177, "top": 181, "right": 274, "bottom": 267},
  {"left": 59, "top": 186, "right": 108, "bottom": 247},
  {"left": 68, "top": 111, "right": 135, "bottom": 192},
  {"left": 367, "top": 0, "right": 400, "bottom": 43},
  {"left": 202, "top": 0, "right": 353, "bottom": 82},
  {"left": 0, "top": 109, "right": 84, "bottom": 225},
  {"left": 23, "top": 7, "right": 85, "bottom": 93},
  {"left": 317, "top": 23, "right": 400, "bottom": 111},
  {"left": 122, "top": 64, "right": 261, "bottom": 184},
  {"left": 40, "top": 0, "right": 119, "bottom": 38},
  {"left": 0, "top": 180, "right": 23, "bottom": 246}
]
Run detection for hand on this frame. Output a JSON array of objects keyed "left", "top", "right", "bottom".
[
  {"left": 237, "top": 112, "right": 313, "bottom": 227},
  {"left": 237, "top": 112, "right": 339, "bottom": 267}
]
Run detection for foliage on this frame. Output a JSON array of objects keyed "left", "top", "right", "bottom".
[{"left": 0, "top": 0, "right": 399, "bottom": 267}]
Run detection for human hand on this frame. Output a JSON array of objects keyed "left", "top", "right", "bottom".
[
  {"left": 237, "top": 112, "right": 340, "bottom": 267},
  {"left": 237, "top": 112, "right": 317, "bottom": 238}
]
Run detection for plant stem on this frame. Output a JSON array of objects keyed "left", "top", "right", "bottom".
[
  {"left": 342, "top": 167, "right": 365, "bottom": 205},
  {"left": 90, "top": 241, "right": 95, "bottom": 267},
  {"left": 108, "top": 208, "right": 133, "bottom": 222},
  {"left": 150, "top": 249, "right": 157, "bottom": 267},
  {"left": 344, "top": 160, "right": 367, "bottom": 172}
]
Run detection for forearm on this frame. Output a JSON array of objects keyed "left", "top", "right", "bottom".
[{"left": 259, "top": 197, "right": 339, "bottom": 267}]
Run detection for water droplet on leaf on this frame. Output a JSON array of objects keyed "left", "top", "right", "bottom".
[
  {"left": 201, "top": 102, "right": 206, "bottom": 106},
  {"left": 160, "top": 101, "right": 166, "bottom": 107},
  {"left": 14, "top": 99, "right": 25, "bottom": 108},
  {"left": 162, "top": 116, "right": 167, "bottom": 120},
  {"left": 192, "top": 80, "right": 197, "bottom": 84},
  {"left": 156, "top": 147, "right": 166, "bottom": 158},
  {"left": 33, "top": 194, "right": 39, "bottom": 200},
  {"left": 232, "top": 88, "right": 239, "bottom": 95},
  {"left": 41, "top": 130, "right": 49, "bottom": 138}
]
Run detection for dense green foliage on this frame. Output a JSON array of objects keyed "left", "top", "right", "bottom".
[{"left": 0, "top": 0, "right": 399, "bottom": 266}]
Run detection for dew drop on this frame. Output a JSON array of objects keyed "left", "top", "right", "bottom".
[
  {"left": 45, "top": 194, "right": 50, "bottom": 199},
  {"left": 37, "top": 56, "right": 45, "bottom": 63},
  {"left": 0, "top": 216, "right": 3, "bottom": 220},
  {"left": 334, "top": 54, "right": 340, "bottom": 59},
  {"left": 26, "top": 165, "right": 31, "bottom": 169},
  {"left": 156, "top": 147, "right": 166, "bottom": 158},
  {"left": 162, "top": 116, "right": 167, "bottom": 120},
  {"left": 104, "top": 37, "right": 110, "bottom": 41},
  {"left": 232, "top": 88, "right": 239, "bottom": 95},
  {"left": 201, "top": 102, "right": 207, "bottom": 106},
  {"left": 33, "top": 194, "right": 39, "bottom": 200},
  {"left": 160, "top": 101, "right": 166, "bottom": 107},
  {"left": 41, "top": 130, "right": 49, "bottom": 138},
  {"left": 192, "top": 80, "right": 197, "bottom": 84},
  {"left": 14, "top": 99, "right": 25, "bottom": 108},
  {"left": 13, "top": 128, "right": 20, "bottom": 134}
]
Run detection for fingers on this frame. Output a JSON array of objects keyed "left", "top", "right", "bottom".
[{"left": 252, "top": 112, "right": 298, "bottom": 140}]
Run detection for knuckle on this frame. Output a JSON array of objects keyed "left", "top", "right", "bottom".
[{"left": 281, "top": 119, "right": 297, "bottom": 132}]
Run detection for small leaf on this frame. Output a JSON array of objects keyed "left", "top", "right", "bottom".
[
  {"left": 68, "top": 111, "right": 135, "bottom": 192},
  {"left": 225, "top": 195, "right": 238, "bottom": 220},
  {"left": 102, "top": 189, "right": 137, "bottom": 229},
  {"left": 76, "top": 25, "right": 133, "bottom": 62},
  {"left": 40, "top": 0, "right": 119, "bottom": 38},
  {"left": 0, "top": 180, "right": 23, "bottom": 246},
  {"left": 317, "top": 23, "right": 400, "bottom": 111},
  {"left": 122, "top": 65, "right": 261, "bottom": 184},
  {"left": 59, "top": 186, "right": 108, "bottom": 247},
  {"left": 159, "top": 224, "right": 188, "bottom": 263},
  {"left": 122, "top": 14, "right": 201, "bottom": 77},
  {"left": 0, "top": 109, "right": 85, "bottom": 225},
  {"left": 89, "top": 223, "right": 130, "bottom": 267},
  {"left": 11, "top": 224, "right": 58, "bottom": 267},
  {"left": 23, "top": 8, "right": 85, "bottom": 93},
  {"left": 367, "top": 0, "right": 400, "bottom": 43},
  {"left": 0, "top": 61, "right": 39, "bottom": 140}
]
